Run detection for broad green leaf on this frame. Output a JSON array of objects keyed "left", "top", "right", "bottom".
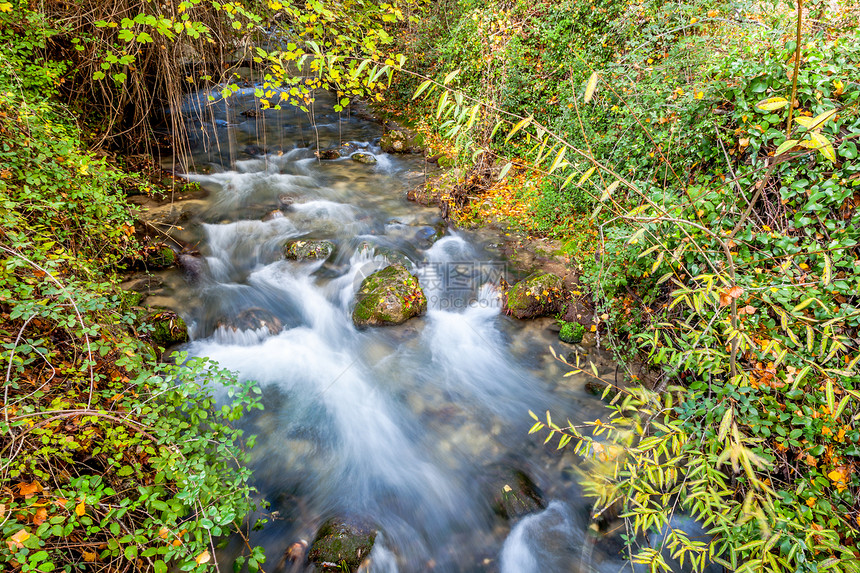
[
  {"left": 584, "top": 72, "right": 598, "bottom": 103},
  {"left": 755, "top": 97, "right": 789, "bottom": 111}
]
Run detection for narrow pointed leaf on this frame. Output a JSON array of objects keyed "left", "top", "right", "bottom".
[{"left": 584, "top": 72, "right": 598, "bottom": 103}]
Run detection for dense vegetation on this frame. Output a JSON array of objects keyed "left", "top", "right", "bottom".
[
  {"left": 386, "top": 0, "right": 860, "bottom": 571},
  {"left": 0, "top": 0, "right": 415, "bottom": 571},
  {"left": 3, "top": 0, "right": 860, "bottom": 570}
]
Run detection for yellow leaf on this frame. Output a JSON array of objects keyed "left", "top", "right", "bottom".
[
  {"left": 584, "top": 72, "right": 598, "bottom": 103},
  {"left": 7, "top": 529, "right": 30, "bottom": 551},
  {"left": 82, "top": 551, "right": 97, "bottom": 562},
  {"left": 578, "top": 165, "right": 597, "bottom": 185},
  {"left": 756, "top": 97, "right": 789, "bottom": 111},
  {"left": 75, "top": 501, "right": 86, "bottom": 517},
  {"left": 195, "top": 551, "right": 211, "bottom": 565}
]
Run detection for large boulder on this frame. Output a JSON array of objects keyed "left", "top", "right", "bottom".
[
  {"left": 308, "top": 517, "right": 376, "bottom": 571},
  {"left": 352, "top": 264, "right": 427, "bottom": 327},
  {"left": 503, "top": 272, "right": 566, "bottom": 319},
  {"left": 484, "top": 464, "right": 546, "bottom": 520},
  {"left": 284, "top": 240, "right": 335, "bottom": 261}
]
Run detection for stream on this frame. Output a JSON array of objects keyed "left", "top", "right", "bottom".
[{"left": 152, "top": 86, "right": 625, "bottom": 573}]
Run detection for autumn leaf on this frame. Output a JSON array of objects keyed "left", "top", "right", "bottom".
[
  {"left": 195, "top": 550, "right": 211, "bottom": 564},
  {"left": 75, "top": 501, "right": 86, "bottom": 516},
  {"left": 18, "top": 482, "right": 43, "bottom": 497},
  {"left": 158, "top": 527, "right": 169, "bottom": 539},
  {"left": 6, "top": 529, "right": 30, "bottom": 551},
  {"left": 82, "top": 551, "right": 98, "bottom": 562},
  {"left": 32, "top": 507, "right": 47, "bottom": 525}
]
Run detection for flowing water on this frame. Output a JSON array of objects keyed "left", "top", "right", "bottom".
[{"left": 157, "top": 86, "right": 625, "bottom": 573}]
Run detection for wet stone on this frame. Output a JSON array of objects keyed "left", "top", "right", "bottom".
[
  {"left": 147, "top": 309, "right": 189, "bottom": 347},
  {"left": 284, "top": 240, "right": 335, "bottom": 261},
  {"left": 503, "top": 272, "right": 566, "bottom": 319},
  {"left": 308, "top": 516, "right": 376, "bottom": 571},
  {"left": 352, "top": 264, "right": 427, "bottom": 327},
  {"left": 350, "top": 152, "right": 377, "bottom": 165},
  {"left": 216, "top": 308, "right": 283, "bottom": 334},
  {"left": 484, "top": 464, "right": 546, "bottom": 520}
]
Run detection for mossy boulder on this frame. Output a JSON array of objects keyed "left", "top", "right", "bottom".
[
  {"left": 350, "top": 152, "right": 377, "bottom": 165},
  {"left": 503, "top": 272, "right": 566, "bottom": 319},
  {"left": 284, "top": 240, "right": 334, "bottom": 261},
  {"left": 352, "top": 264, "right": 427, "bottom": 327},
  {"left": 379, "top": 129, "right": 424, "bottom": 154},
  {"left": 316, "top": 148, "right": 341, "bottom": 160},
  {"left": 484, "top": 464, "right": 546, "bottom": 520},
  {"left": 148, "top": 310, "right": 189, "bottom": 347},
  {"left": 308, "top": 517, "right": 376, "bottom": 571}
]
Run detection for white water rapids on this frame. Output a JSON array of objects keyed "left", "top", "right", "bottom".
[{"left": 154, "top": 86, "right": 632, "bottom": 572}]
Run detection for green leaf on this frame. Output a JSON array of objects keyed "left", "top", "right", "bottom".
[{"left": 124, "top": 545, "right": 137, "bottom": 560}]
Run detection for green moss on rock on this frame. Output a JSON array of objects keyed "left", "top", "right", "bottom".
[
  {"left": 503, "top": 272, "right": 566, "bottom": 319},
  {"left": 284, "top": 239, "right": 334, "bottom": 261},
  {"left": 308, "top": 517, "right": 376, "bottom": 571},
  {"left": 352, "top": 264, "right": 427, "bottom": 327},
  {"left": 148, "top": 310, "right": 189, "bottom": 347}
]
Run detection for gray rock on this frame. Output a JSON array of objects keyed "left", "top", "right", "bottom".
[{"left": 350, "top": 152, "right": 377, "bottom": 165}]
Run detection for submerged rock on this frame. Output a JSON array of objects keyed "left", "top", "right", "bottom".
[
  {"left": 178, "top": 253, "right": 205, "bottom": 282},
  {"left": 308, "top": 517, "right": 376, "bottom": 571},
  {"left": 352, "top": 264, "right": 427, "bottom": 327},
  {"left": 262, "top": 209, "right": 285, "bottom": 222},
  {"left": 284, "top": 240, "right": 335, "bottom": 261},
  {"left": 503, "top": 273, "right": 566, "bottom": 319},
  {"left": 350, "top": 152, "right": 377, "bottom": 165},
  {"left": 216, "top": 308, "right": 283, "bottom": 335},
  {"left": 147, "top": 310, "right": 189, "bottom": 347},
  {"left": 484, "top": 464, "right": 546, "bottom": 520}
]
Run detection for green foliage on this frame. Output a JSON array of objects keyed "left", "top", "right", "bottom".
[
  {"left": 0, "top": 10, "right": 265, "bottom": 571},
  {"left": 558, "top": 321, "right": 585, "bottom": 344},
  {"left": 399, "top": 0, "right": 860, "bottom": 571}
]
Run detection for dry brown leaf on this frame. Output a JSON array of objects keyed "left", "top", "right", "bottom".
[
  {"left": 195, "top": 550, "right": 211, "bottom": 565},
  {"left": 82, "top": 551, "right": 98, "bottom": 562},
  {"left": 18, "top": 482, "right": 42, "bottom": 497},
  {"left": 32, "top": 507, "right": 47, "bottom": 526}
]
